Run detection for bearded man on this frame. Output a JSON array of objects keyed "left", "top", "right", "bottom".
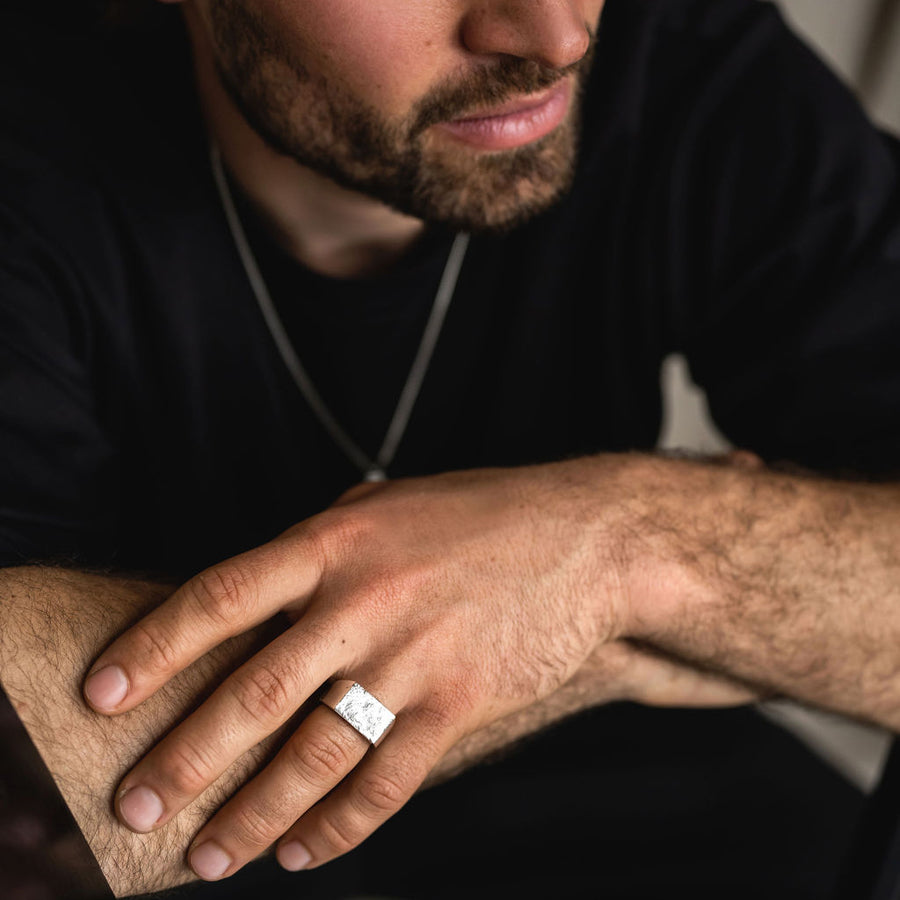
[{"left": 1, "top": 1, "right": 899, "bottom": 898}]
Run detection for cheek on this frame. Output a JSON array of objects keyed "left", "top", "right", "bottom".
[{"left": 271, "top": 0, "right": 460, "bottom": 117}]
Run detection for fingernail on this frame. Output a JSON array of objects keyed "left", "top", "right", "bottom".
[
  {"left": 118, "top": 785, "right": 164, "bottom": 832},
  {"left": 84, "top": 665, "right": 128, "bottom": 711},
  {"left": 277, "top": 840, "right": 312, "bottom": 871},
  {"left": 191, "top": 841, "right": 233, "bottom": 880}
]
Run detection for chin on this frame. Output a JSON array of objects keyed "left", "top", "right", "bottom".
[{"left": 391, "top": 127, "right": 581, "bottom": 234}]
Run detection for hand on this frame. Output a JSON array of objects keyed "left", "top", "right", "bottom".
[
  {"left": 428, "top": 448, "right": 770, "bottom": 783},
  {"left": 80, "top": 456, "right": 758, "bottom": 881},
  {"left": 1, "top": 566, "right": 291, "bottom": 897}
]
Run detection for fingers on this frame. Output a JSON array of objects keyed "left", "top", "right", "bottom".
[
  {"left": 188, "top": 705, "right": 371, "bottom": 880},
  {"left": 186, "top": 706, "right": 444, "bottom": 881},
  {"left": 83, "top": 532, "right": 324, "bottom": 715},
  {"left": 724, "top": 449, "right": 765, "bottom": 470},
  {"left": 275, "top": 715, "right": 439, "bottom": 873},
  {"left": 112, "top": 622, "right": 344, "bottom": 833},
  {"left": 331, "top": 480, "right": 385, "bottom": 507},
  {"left": 188, "top": 706, "right": 437, "bottom": 881},
  {"left": 620, "top": 642, "right": 761, "bottom": 707}
]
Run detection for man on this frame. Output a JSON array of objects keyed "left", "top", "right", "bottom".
[{"left": 1, "top": 0, "right": 898, "bottom": 897}]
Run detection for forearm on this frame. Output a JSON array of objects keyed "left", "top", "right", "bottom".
[
  {"left": 426, "top": 636, "right": 759, "bottom": 787},
  {"left": 0, "top": 565, "right": 287, "bottom": 897},
  {"left": 617, "top": 453, "right": 900, "bottom": 730}
]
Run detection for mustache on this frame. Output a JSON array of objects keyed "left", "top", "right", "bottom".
[{"left": 410, "top": 41, "right": 595, "bottom": 137}]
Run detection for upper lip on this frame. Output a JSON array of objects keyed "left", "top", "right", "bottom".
[{"left": 449, "top": 80, "right": 567, "bottom": 122}]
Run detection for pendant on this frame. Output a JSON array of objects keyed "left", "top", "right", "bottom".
[{"left": 363, "top": 468, "right": 388, "bottom": 483}]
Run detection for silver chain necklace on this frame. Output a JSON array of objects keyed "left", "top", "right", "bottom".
[{"left": 210, "top": 145, "right": 470, "bottom": 483}]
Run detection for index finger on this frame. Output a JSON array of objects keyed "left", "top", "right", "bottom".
[{"left": 82, "top": 531, "right": 323, "bottom": 715}]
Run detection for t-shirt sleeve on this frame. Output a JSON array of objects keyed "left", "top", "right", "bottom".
[
  {"left": 0, "top": 203, "right": 119, "bottom": 567},
  {"left": 657, "top": 0, "right": 900, "bottom": 477}
]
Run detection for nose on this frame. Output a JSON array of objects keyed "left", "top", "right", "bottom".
[{"left": 460, "top": 0, "right": 594, "bottom": 70}]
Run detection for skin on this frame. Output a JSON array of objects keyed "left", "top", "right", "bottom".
[
  {"left": 82, "top": 457, "right": 765, "bottom": 883},
  {"left": 176, "top": 0, "right": 604, "bottom": 276},
  {"left": 0, "top": 549, "right": 757, "bottom": 896},
  {"left": 52, "top": 0, "right": 900, "bottom": 889},
  {"left": 80, "top": 446, "right": 900, "bottom": 884},
  {"left": 1, "top": 3, "right": 768, "bottom": 893}
]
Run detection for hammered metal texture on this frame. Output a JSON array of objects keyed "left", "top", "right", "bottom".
[{"left": 333, "top": 683, "right": 396, "bottom": 745}]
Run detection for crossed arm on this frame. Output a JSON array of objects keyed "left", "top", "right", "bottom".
[
  {"left": 0, "top": 567, "right": 295, "bottom": 896},
  {"left": 2, "top": 451, "right": 899, "bottom": 895}
]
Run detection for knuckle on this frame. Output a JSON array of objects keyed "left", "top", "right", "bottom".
[
  {"left": 159, "top": 740, "right": 217, "bottom": 799},
  {"left": 308, "top": 508, "right": 374, "bottom": 567},
  {"left": 316, "top": 810, "right": 360, "bottom": 857},
  {"left": 417, "top": 682, "right": 475, "bottom": 734},
  {"left": 333, "top": 481, "right": 379, "bottom": 506},
  {"left": 347, "top": 564, "right": 430, "bottom": 629},
  {"left": 230, "top": 663, "right": 297, "bottom": 727},
  {"left": 353, "top": 770, "right": 408, "bottom": 817},
  {"left": 442, "top": 677, "right": 479, "bottom": 718},
  {"left": 230, "top": 804, "right": 282, "bottom": 850},
  {"left": 414, "top": 701, "right": 459, "bottom": 736},
  {"left": 129, "top": 618, "right": 181, "bottom": 678},
  {"left": 285, "top": 732, "right": 354, "bottom": 785},
  {"left": 189, "top": 563, "right": 260, "bottom": 629},
  {"left": 363, "top": 570, "right": 408, "bottom": 615}
]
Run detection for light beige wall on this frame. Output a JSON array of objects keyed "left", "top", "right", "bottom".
[
  {"left": 859, "top": 1, "right": 900, "bottom": 132},
  {"left": 777, "top": 0, "right": 878, "bottom": 81},
  {"left": 778, "top": 0, "right": 900, "bottom": 132}
]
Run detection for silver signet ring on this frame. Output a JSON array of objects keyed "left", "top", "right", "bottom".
[{"left": 320, "top": 680, "right": 396, "bottom": 747}]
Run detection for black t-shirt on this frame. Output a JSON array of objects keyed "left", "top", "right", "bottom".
[
  {"left": 1, "top": 1, "right": 899, "bottom": 897},
  {"left": 1, "top": 0, "right": 898, "bottom": 579}
]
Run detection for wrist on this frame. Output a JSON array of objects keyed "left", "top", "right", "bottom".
[
  {"left": 598, "top": 453, "right": 719, "bottom": 645},
  {"left": 536, "top": 452, "right": 691, "bottom": 647}
]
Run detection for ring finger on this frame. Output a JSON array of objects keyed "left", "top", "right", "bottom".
[{"left": 187, "top": 692, "right": 390, "bottom": 881}]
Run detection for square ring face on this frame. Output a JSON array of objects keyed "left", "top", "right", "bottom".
[{"left": 333, "top": 683, "right": 396, "bottom": 746}]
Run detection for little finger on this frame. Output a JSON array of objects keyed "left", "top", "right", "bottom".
[
  {"left": 187, "top": 703, "right": 372, "bottom": 881},
  {"left": 275, "top": 712, "right": 452, "bottom": 872}
]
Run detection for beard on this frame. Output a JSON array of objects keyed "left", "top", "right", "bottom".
[{"left": 208, "top": 0, "right": 594, "bottom": 234}]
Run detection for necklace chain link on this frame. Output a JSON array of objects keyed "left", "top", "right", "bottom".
[{"left": 211, "top": 145, "right": 470, "bottom": 482}]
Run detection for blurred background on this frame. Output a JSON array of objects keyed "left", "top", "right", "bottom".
[
  {"left": 780, "top": 0, "right": 900, "bottom": 132},
  {"left": 658, "top": 0, "right": 900, "bottom": 797}
]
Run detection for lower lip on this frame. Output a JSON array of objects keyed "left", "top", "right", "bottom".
[{"left": 436, "top": 80, "right": 572, "bottom": 152}]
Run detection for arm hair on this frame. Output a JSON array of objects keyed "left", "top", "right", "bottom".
[{"left": 0, "top": 565, "right": 287, "bottom": 897}]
